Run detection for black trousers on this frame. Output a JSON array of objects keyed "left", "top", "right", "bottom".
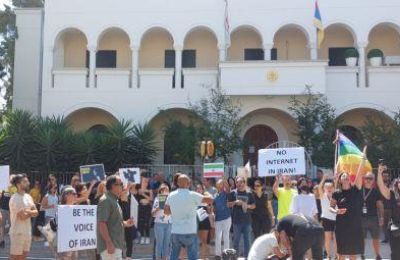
[
  {"left": 292, "top": 223, "right": 324, "bottom": 260},
  {"left": 125, "top": 226, "right": 135, "bottom": 257},
  {"left": 251, "top": 214, "right": 271, "bottom": 239},
  {"left": 390, "top": 229, "right": 400, "bottom": 260},
  {"left": 138, "top": 205, "right": 152, "bottom": 237}
]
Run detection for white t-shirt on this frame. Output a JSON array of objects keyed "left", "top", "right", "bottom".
[
  {"left": 165, "top": 189, "right": 203, "bottom": 234},
  {"left": 152, "top": 196, "right": 171, "bottom": 224},
  {"left": 321, "top": 193, "right": 336, "bottom": 221},
  {"left": 290, "top": 193, "right": 318, "bottom": 218},
  {"left": 9, "top": 192, "right": 35, "bottom": 235},
  {"left": 248, "top": 233, "right": 278, "bottom": 260}
]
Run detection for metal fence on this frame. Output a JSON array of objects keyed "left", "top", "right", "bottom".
[{"left": 18, "top": 165, "right": 400, "bottom": 188}]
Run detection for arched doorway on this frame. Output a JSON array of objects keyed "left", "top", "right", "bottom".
[{"left": 243, "top": 125, "right": 278, "bottom": 166}]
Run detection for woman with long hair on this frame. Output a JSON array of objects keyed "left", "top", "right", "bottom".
[
  {"left": 152, "top": 183, "right": 172, "bottom": 260},
  {"left": 119, "top": 183, "right": 136, "bottom": 260},
  {"left": 56, "top": 186, "right": 78, "bottom": 260},
  {"left": 196, "top": 183, "right": 212, "bottom": 258},
  {"left": 318, "top": 174, "right": 337, "bottom": 259},
  {"left": 330, "top": 146, "right": 366, "bottom": 260},
  {"left": 135, "top": 177, "right": 153, "bottom": 245},
  {"left": 251, "top": 180, "right": 274, "bottom": 238},
  {"left": 377, "top": 165, "right": 400, "bottom": 259}
]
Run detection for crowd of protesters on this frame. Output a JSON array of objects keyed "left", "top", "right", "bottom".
[{"left": 0, "top": 154, "right": 399, "bottom": 259}]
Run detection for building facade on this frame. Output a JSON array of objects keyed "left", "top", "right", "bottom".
[{"left": 13, "top": 0, "right": 400, "bottom": 165}]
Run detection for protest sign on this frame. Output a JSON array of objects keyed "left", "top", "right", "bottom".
[
  {"left": 118, "top": 168, "right": 141, "bottom": 185},
  {"left": 57, "top": 205, "right": 97, "bottom": 253},
  {"left": 203, "top": 162, "right": 224, "bottom": 178},
  {"left": 0, "top": 166, "right": 10, "bottom": 191},
  {"left": 258, "top": 147, "right": 305, "bottom": 177},
  {"left": 80, "top": 164, "right": 105, "bottom": 183},
  {"left": 158, "top": 194, "right": 167, "bottom": 210}
]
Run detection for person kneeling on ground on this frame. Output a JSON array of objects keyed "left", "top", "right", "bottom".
[
  {"left": 277, "top": 214, "right": 324, "bottom": 260},
  {"left": 248, "top": 229, "right": 289, "bottom": 260}
]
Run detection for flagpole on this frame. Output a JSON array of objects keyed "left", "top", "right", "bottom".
[{"left": 334, "top": 129, "right": 339, "bottom": 175}]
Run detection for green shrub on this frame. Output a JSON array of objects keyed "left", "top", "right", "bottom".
[
  {"left": 367, "top": 49, "right": 384, "bottom": 59},
  {"left": 344, "top": 48, "right": 359, "bottom": 58}
]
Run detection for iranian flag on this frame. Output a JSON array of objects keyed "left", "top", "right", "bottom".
[{"left": 203, "top": 162, "right": 225, "bottom": 178}]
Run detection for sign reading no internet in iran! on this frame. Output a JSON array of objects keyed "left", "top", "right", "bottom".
[{"left": 258, "top": 147, "right": 306, "bottom": 177}]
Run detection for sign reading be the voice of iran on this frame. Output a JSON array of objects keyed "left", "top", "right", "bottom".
[
  {"left": 203, "top": 162, "right": 225, "bottom": 178},
  {"left": 258, "top": 147, "right": 306, "bottom": 177},
  {"left": 57, "top": 205, "right": 97, "bottom": 253}
]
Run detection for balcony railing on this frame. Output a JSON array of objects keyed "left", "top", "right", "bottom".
[
  {"left": 52, "top": 68, "right": 88, "bottom": 89},
  {"left": 139, "top": 69, "right": 175, "bottom": 90},
  {"left": 220, "top": 60, "right": 328, "bottom": 95},
  {"left": 96, "top": 69, "right": 130, "bottom": 89}
]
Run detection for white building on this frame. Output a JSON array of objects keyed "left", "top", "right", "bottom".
[{"left": 13, "top": 0, "right": 400, "bottom": 166}]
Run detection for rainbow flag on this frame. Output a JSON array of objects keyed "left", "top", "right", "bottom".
[
  {"left": 337, "top": 132, "right": 372, "bottom": 181},
  {"left": 313, "top": 1, "right": 325, "bottom": 48}
]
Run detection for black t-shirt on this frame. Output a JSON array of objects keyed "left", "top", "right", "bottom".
[
  {"left": 277, "top": 214, "right": 314, "bottom": 238},
  {"left": 228, "top": 190, "right": 255, "bottom": 224},
  {"left": 333, "top": 186, "right": 363, "bottom": 222},
  {"left": 252, "top": 192, "right": 270, "bottom": 217},
  {"left": 362, "top": 188, "right": 382, "bottom": 217},
  {"left": 390, "top": 191, "right": 400, "bottom": 225}
]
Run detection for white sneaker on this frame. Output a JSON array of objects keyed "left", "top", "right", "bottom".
[
  {"left": 44, "top": 241, "right": 49, "bottom": 247},
  {"left": 145, "top": 237, "right": 150, "bottom": 244},
  {"left": 140, "top": 237, "right": 145, "bottom": 245}
]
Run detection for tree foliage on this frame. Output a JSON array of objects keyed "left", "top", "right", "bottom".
[
  {"left": 361, "top": 111, "right": 400, "bottom": 169},
  {"left": 190, "top": 87, "right": 243, "bottom": 163},
  {"left": 163, "top": 120, "right": 197, "bottom": 165},
  {"left": 289, "top": 86, "right": 339, "bottom": 168},
  {"left": 0, "top": 109, "right": 158, "bottom": 173}
]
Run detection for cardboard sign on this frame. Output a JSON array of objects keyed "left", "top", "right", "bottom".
[
  {"left": 258, "top": 147, "right": 306, "bottom": 177},
  {"left": 57, "top": 205, "right": 97, "bottom": 253},
  {"left": 0, "top": 166, "right": 10, "bottom": 191},
  {"left": 203, "top": 162, "right": 225, "bottom": 178},
  {"left": 79, "top": 164, "right": 105, "bottom": 183},
  {"left": 118, "top": 168, "right": 141, "bottom": 185}
]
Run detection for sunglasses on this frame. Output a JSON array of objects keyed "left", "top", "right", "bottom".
[{"left": 365, "top": 177, "right": 374, "bottom": 181}]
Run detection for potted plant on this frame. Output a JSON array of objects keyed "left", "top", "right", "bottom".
[
  {"left": 344, "top": 48, "right": 359, "bottom": 67},
  {"left": 368, "top": 49, "right": 384, "bottom": 67}
]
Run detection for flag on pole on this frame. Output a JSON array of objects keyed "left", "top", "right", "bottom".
[
  {"left": 337, "top": 131, "right": 372, "bottom": 181},
  {"left": 313, "top": 0, "right": 325, "bottom": 48},
  {"left": 224, "top": 0, "right": 231, "bottom": 46}
]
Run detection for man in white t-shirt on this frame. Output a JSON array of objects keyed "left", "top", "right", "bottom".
[
  {"left": 248, "top": 230, "right": 287, "bottom": 260},
  {"left": 9, "top": 174, "right": 38, "bottom": 259},
  {"left": 164, "top": 174, "right": 213, "bottom": 260}
]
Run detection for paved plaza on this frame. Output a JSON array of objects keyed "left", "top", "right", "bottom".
[{"left": 0, "top": 236, "right": 391, "bottom": 259}]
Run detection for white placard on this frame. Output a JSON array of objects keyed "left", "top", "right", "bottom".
[
  {"left": 0, "top": 166, "right": 10, "bottom": 191},
  {"left": 258, "top": 147, "right": 306, "bottom": 177},
  {"left": 118, "top": 168, "right": 141, "bottom": 185},
  {"left": 57, "top": 205, "right": 97, "bottom": 253}
]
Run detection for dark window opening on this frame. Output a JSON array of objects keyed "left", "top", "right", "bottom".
[
  {"left": 328, "top": 47, "right": 354, "bottom": 66},
  {"left": 86, "top": 50, "right": 117, "bottom": 68},
  {"left": 244, "top": 48, "right": 264, "bottom": 60}
]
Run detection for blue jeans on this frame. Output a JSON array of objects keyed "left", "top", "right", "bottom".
[
  {"left": 233, "top": 223, "right": 251, "bottom": 257},
  {"left": 154, "top": 223, "right": 172, "bottom": 259},
  {"left": 170, "top": 233, "right": 198, "bottom": 260}
]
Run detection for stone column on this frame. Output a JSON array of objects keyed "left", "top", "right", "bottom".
[
  {"left": 218, "top": 44, "right": 227, "bottom": 62},
  {"left": 174, "top": 44, "right": 183, "bottom": 88},
  {"left": 131, "top": 45, "right": 140, "bottom": 88},
  {"left": 88, "top": 45, "right": 97, "bottom": 88},
  {"left": 358, "top": 42, "right": 367, "bottom": 88},
  {"left": 308, "top": 42, "right": 318, "bottom": 60},
  {"left": 263, "top": 43, "right": 274, "bottom": 61}
]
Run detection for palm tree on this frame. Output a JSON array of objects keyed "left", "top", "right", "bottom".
[
  {"left": 132, "top": 123, "right": 158, "bottom": 164},
  {"left": 0, "top": 109, "right": 36, "bottom": 171},
  {"left": 99, "top": 120, "right": 137, "bottom": 171}
]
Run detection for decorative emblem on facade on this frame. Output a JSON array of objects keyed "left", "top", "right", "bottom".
[{"left": 266, "top": 70, "right": 279, "bottom": 83}]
